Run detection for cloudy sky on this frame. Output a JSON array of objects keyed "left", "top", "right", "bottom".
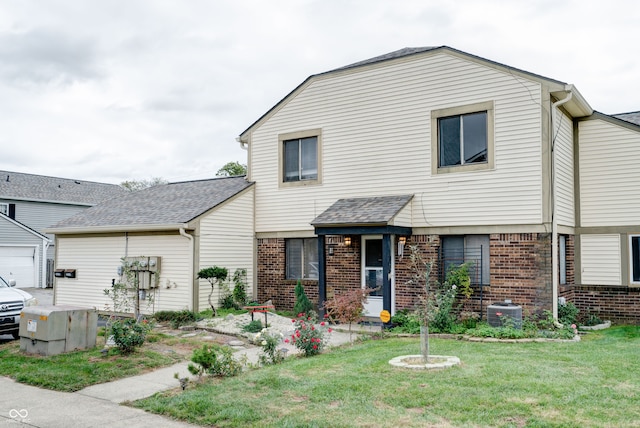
[{"left": 0, "top": 0, "right": 638, "bottom": 185}]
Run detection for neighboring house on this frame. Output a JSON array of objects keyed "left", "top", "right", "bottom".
[
  {"left": 238, "top": 46, "right": 640, "bottom": 323},
  {"left": 46, "top": 177, "right": 254, "bottom": 314},
  {"left": 0, "top": 171, "right": 126, "bottom": 288}
]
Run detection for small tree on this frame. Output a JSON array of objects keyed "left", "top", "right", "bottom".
[
  {"left": 293, "top": 280, "right": 314, "bottom": 317},
  {"left": 323, "top": 288, "right": 372, "bottom": 342},
  {"left": 406, "top": 244, "right": 433, "bottom": 362},
  {"left": 197, "top": 266, "right": 228, "bottom": 316},
  {"left": 216, "top": 161, "right": 247, "bottom": 177}
]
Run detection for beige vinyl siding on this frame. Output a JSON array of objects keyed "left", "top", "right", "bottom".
[
  {"left": 390, "top": 202, "right": 412, "bottom": 227},
  {"left": 251, "top": 51, "right": 543, "bottom": 232},
  {"left": 198, "top": 188, "right": 255, "bottom": 311},
  {"left": 55, "top": 233, "right": 192, "bottom": 313},
  {"left": 580, "top": 234, "right": 621, "bottom": 285},
  {"left": 126, "top": 234, "right": 192, "bottom": 313},
  {"left": 554, "top": 109, "right": 575, "bottom": 227},
  {"left": 579, "top": 119, "right": 640, "bottom": 227},
  {"left": 3, "top": 200, "right": 88, "bottom": 238}
]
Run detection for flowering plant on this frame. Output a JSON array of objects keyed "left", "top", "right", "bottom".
[
  {"left": 285, "top": 313, "right": 332, "bottom": 357},
  {"left": 254, "top": 328, "right": 285, "bottom": 365}
]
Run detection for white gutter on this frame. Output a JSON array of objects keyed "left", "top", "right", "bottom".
[
  {"left": 44, "top": 223, "right": 190, "bottom": 235},
  {"left": 179, "top": 227, "right": 196, "bottom": 311},
  {"left": 236, "top": 136, "right": 249, "bottom": 151},
  {"left": 551, "top": 84, "right": 573, "bottom": 321},
  {"left": 42, "top": 238, "right": 50, "bottom": 289}
]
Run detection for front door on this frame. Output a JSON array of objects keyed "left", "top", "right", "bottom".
[{"left": 362, "top": 237, "right": 384, "bottom": 317}]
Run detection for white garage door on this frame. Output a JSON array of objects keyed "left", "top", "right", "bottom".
[{"left": 0, "top": 246, "right": 37, "bottom": 288}]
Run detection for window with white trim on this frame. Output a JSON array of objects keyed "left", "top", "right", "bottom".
[
  {"left": 286, "top": 238, "right": 319, "bottom": 280},
  {"left": 431, "top": 101, "right": 494, "bottom": 174},
  {"left": 631, "top": 235, "right": 640, "bottom": 284},
  {"left": 0, "top": 203, "right": 7, "bottom": 216}
]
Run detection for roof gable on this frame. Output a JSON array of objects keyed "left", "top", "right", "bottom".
[
  {"left": 0, "top": 170, "right": 126, "bottom": 206},
  {"left": 0, "top": 213, "right": 50, "bottom": 240},
  {"left": 49, "top": 176, "right": 254, "bottom": 231}
]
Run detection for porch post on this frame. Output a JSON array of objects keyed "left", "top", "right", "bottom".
[
  {"left": 317, "top": 235, "right": 326, "bottom": 317},
  {"left": 382, "top": 234, "right": 392, "bottom": 317}
]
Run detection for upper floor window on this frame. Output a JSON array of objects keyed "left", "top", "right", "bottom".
[
  {"left": 279, "top": 129, "right": 322, "bottom": 186},
  {"left": 0, "top": 203, "right": 7, "bottom": 216},
  {"left": 284, "top": 136, "right": 317, "bottom": 182},
  {"left": 431, "top": 101, "right": 494, "bottom": 174}
]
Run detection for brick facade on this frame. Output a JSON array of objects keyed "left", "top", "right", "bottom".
[{"left": 257, "top": 232, "right": 638, "bottom": 323}]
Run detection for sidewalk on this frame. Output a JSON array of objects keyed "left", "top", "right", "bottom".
[{"left": 1, "top": 308, "right": 380, "bottom": 427}]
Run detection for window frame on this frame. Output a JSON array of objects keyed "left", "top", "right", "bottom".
[
  {"left": 279, "top": 129, "right": 322, "bottom": 187},
  {"left": 0, "top": 203, "right": 7, "bottom": 216},
  {"left": 285, "top": 238, "right": 319, "bottom": 280},
  {"left": 441, "top": 234, "right": 490, "bottom": 286},
  {"left": 431, "top": 101, "right": 495, "bottom": 175},
  {"left": 630, "top": 235, "right": 640, "bottom": 286}
]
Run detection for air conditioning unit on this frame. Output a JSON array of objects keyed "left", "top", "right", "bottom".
[{"left": 487, "top": 301, "right": 522, "bottom": 329}]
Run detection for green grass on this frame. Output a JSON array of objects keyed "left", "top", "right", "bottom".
[
  {"left": 0, "top": 340, "right": 181, "bottom": 392},
  {"left": 134, "top": 326, "right": 640, "bottom": 427}
]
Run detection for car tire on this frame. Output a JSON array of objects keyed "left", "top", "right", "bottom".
[{"left": 11, "top": 331, "right": 20, "bottom": 340}]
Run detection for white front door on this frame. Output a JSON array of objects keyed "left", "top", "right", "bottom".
[{"left": 362, "top": 236, "right": 384, "bottom": 317}]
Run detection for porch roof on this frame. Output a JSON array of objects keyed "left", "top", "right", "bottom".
[{"left": 311, "top": 194, "right": 413, "bottom": 235}]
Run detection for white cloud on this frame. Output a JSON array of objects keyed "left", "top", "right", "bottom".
[{"left": 0, "top": 0, "right": 638, "bottom": 183}]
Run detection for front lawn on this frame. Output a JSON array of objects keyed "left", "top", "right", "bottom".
[{"left": 135, "top": 326, "right": 640, "bottom": 427}]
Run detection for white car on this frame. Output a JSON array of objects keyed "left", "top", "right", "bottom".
[{"left": 0, "top": 275, "right": 38, "bottom": 339}]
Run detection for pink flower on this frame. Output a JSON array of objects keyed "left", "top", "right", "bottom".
[
  {"left": 298, "top": 313, "right": 304, "bottom": 318},
  {"left": 320, "top": 321, "right": 325, "bottom": 326},
  {"left": 307, "top": 316, "right": 312, "bottom": 321},
  {"left": 311, "top": 326, "right": 315, "bottom": 331},
  {"left": 291, "top": 319, "right": 296, "bottom": 323},
  {"left": 296, "top": 331, "right": 301, "bottom": 338},
  {"left": 496, "top": 312, "right": 503, "bottom": 317},
  {"left": 284, "top": 338, "right": 290, "bottom": 344},
  {"left": 324, "top": 313, "right": 329, "bottom": 318},
  {"left": 571, "top": 324, "right": 577, "bottom": 329},
  {"left": 313, "top": 345, "right": 318, "bottom": 350},
  {"left": 328, "top": 328, "right": 333, "bottom": 333}
]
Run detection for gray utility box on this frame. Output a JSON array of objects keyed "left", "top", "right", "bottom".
[
  {"left": 487, "top": 302, "right": 522, "bottom": 329},
  {"left": 19, "top": 305, "right": 97, "bottom": 356}
]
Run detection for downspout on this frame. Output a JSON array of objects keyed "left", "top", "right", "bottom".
[
  {"left": 42, "top": 238, "right": 50, "bottom": 289},
  {"left": 551, "top": 84, "right": 573, "bottom": 321},
  {"left": 179, "top": 228, "right": 195, "bottom": 310},
  {"left": 236, "top": 136, "right": 248, "bottom": 151}
]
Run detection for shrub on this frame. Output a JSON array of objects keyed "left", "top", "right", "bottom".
[
  {"left": 153, "top": 310, "right": 200, "bottom": 328},
  {"left": 109, "top": 318, "right": 151, "bottom": 354},
  {"left": 285, "top": 313, "right": 331, "bottom": 357},
  {"left": 255, "top": 329, "right": 285, "bottom": 365},
  {"left": 323, "top": 288, "right": 371, "bottom": 341},
  {"left": 232, "top": 269, "right": 249, "bottom": 307},
  {"left": 242, "top": 320, "right": 264, "bottom": 333},
  {"left": 293, "top": 280, "right": 315, "bottom": 318},
  {"left": 188, "top": 344, "right": 242, "bottom": 378},
  {"left": 428, "top": 280, "right": 458, "bottom": 333},
  {"left": 390, "top": 309, "right": 421, "bottom": 334},
  {"left": 558, "top": 300, "right": 579, "bottom": 325}
]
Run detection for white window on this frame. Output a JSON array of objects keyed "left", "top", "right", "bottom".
[
  {"left": 630, "top": 235, "right": 640, "bottom": 285},
  {"left": 559, "top": 235, "right": 567, "bottom": 285},
  {"left": 284, "top": 136, "right": 318, "bottom": 182},
  {"left": 441, "top": 235, "right": 490, "bottom": 285},
  {"left": 439, "top": 112, "right": 487, "bottom": 167},
  {"left": 0, "top": 203, "right": 7, "bottom": 216},
  {"left": 431, "top": 101, "right": 494, "bottom": 174},
  {"left": 286, "top": 238, "right": 319, "bottom": 280}
]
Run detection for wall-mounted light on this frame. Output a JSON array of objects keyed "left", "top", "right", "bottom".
[
  {"left": 344, "top": 236, "right": 351, "bottom": 247},
  {"left": 398, "top": 236, "right": 407, "bottom": 259},
  {"left": 328, "top": 244, "right": 335, "bottom": 256},
  {"left": 64, "top": 269, "right": 77, "bottom": 278}
]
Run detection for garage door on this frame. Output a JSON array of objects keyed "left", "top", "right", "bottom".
[{"left": 0, "top": 246, "right": 37, "bottom": 288}]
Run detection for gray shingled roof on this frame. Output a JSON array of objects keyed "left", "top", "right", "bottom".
[
  {"left": 328, "top": 47, "right": 439, "bottom": 73},
  {"left": 0, "top": 170, "right": 126, "bottom": 205},
  {"left": 50, "top": 176, "right": 253, "bottom": 230},
  {"left": 311, "top": 195, "right": 413, "bottom": 227},
  {"left": 613, "top": 111, "right": 640, "bottom": 126}
]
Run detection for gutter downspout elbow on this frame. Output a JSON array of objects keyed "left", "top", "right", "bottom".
[
  {"left": 180, "top": 228, "right": 196, "bottom": 311},
  {"left": 236, "top": 136, "right": 248, "bottom": 151},
  {"left": 550, "top": 86, "right": 573, "bottom": 321}
]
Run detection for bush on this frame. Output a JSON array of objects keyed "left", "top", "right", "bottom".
[
  {"left": 285, "top": 313, "right": 331, "bottom": 357},
  {"left": 109, "top": 318, "right": 151, "bottom": 354},
  {"left": 232, "top": 269, "right": 249, "bottom": 307},
  {"left": 558, "top": 301, "right": 579, "bottom": 325},
  {"left": 294, "top": 280, "right": 315, "bottom": 318},
  {"left": 255, "top": 329, "right": 285, "bottom": 365},
  {"left": 153, "top": 310, "right": 200, "bottom": 328},
  {"left": 242, "top": 320, "right": 264, "bottom": 333},
  {"left": 390, "top": 309, "right": 421, "bottom": 334},
  {"left": 188, "top": 344, "right": 242, "bottom": 378}
]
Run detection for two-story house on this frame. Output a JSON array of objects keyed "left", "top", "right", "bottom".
[
  {"left": 0, "top": 171, "right": 126, "bottom": 288},
  {"left": 238, "top": 46, "right": 640, "bottom": 323}
]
